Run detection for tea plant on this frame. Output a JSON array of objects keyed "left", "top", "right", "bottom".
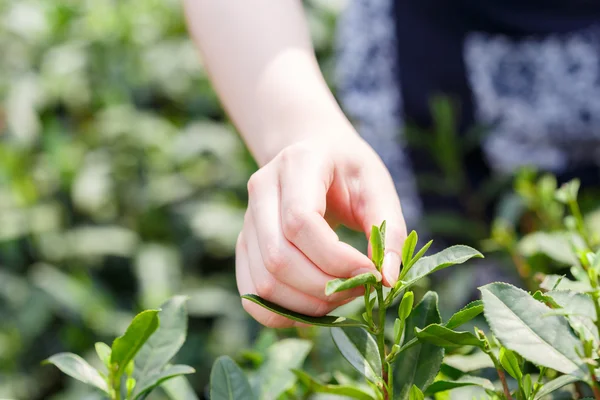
[
  {"left": 210, "top": 179, "right": 600, "bottom": 400},
  {"left": 45, "top": 296, "right": 194, "bottom": 400}
]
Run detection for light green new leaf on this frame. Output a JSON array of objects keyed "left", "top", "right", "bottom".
[
  {"left": 292, "top": 369, "right": 374, "bottom": 400},
  {"left": 533, "top": 374, "right": 581, "bottom": 400},
  {"left": 325, "top": 272, "right": 380, "bottom": 296},
  {"left": 111, "top": 310, "right": 160, "bottom": 378},
  {"left": 135, "top": 296, "right": 188, "bottom": 381},
  {"left": 133, "top": 364, "right": 195, "bottom": 399},
  {"left": 403, "top": 246, "right": 483, "bottom": 287},
  {"left": 402, "top": 231, "right": 418, "bottom": 268},
  {"left": 409, "top": 385, "right": 424, "bottom": 400},
  {"left": 424, "top": 376, "right": 494, "bottom": 395},
  {"left": 415, "top": 324, "right": 484, "bottom": 348},
  {"left": 95, "top": 342, "right": 111, "bottom": 369},
  {"left": 370, "top": 225, "right": 385, "bottom": 269},
  {"left": 499, "top": 348, "right": 522, "bottom": 380},
  {"left": 480, "top": 283, "right": 586, "bottom": 378},
  {"left": 548, "top": 290, "right": 599, "bottom": 345},
  {"left": 45, "top": 353, "right": 108, "bottom": 393},
  {"left": 255, "top": 339, "right": 312, "bottom": 399},
  {"left": 331, "top": 326, "right": 382, "bottom": 384},
  {"left": 210, "top": 356, "right": 255, "bottom": 400},
  {"left": 445, "top": 300, "right": 483, "bottom": 330},
  {"left": 393, "top": 292, "right": 444, "bottom": 399},
  {"left": 241, "top": 294, "right": 367, "bottom": 328}
]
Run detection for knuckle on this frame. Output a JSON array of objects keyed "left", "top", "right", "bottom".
[
  {"left": 263, "top": 246, "right": 287, "bottom": 276},
  {"left": 282, "top": 207, "right": 308, "bottom": 240},
  {"left": 255, "top": 277, "right": 277, "bottom": 300},
  {"left": 247, "top": 170, "right": 265, "bottom": 196}
]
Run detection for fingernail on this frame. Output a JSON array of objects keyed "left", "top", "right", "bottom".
[
  {"left": 382, "top": 252, "right": 401, "bottom": 286},
  {"left": 353, "top": 268, "right": 382, "bottom": 282}
]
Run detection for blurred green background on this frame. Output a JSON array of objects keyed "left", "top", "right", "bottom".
[{"left": 0, "top": 0, "right": 348, "bottom": 399}]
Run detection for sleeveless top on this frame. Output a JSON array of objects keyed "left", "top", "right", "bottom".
[{"left": 335, "top": 0, "right": 600, "bottom": 229}]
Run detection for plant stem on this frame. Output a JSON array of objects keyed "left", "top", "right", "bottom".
[
  {"left": 376, "top": 284, "right": 388, "bottom": 399},
  {"left": 388, "top": 361, "right": 394, "bottom": 400},
  {"left": 569, "top": 199, "right": 593, "bottom": 249},
  {"left": 485, "top": 349, "right": 513, "bottom": 400},
  {"left": 593, "top": 383, "right": 600, "bottom": 400}
]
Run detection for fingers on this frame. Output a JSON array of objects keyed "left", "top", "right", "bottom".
[
  {"left": 247, "top": 167, "right": 362, "bottom": 303},
  {"left": 277, "top": 147, "right": 377, "bottom": 278},
  {"left": 357, "top": 166, "right": 407, "bottom": 287}
]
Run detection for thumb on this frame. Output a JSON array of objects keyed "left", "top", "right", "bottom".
[{"left": 360, "top": 174, "right": 407, "bottom": 287}]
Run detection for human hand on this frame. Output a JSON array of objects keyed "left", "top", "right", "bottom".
[{"left": 236, "top": 131, "right": 407, "bottom": 327}]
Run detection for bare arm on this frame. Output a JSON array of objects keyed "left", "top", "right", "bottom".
[{"left": 183, "top": 0, "right": 353, "bottom": 166}]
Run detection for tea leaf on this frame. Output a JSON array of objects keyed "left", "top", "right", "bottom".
[
  {"left": 133, "top": 364, "right": 195, "bottom": 399},
  {"left": 409, "top": 385, "right": 424, "bottom": 400},
  {"left": 555, "top": 179, "right": 580, "bottom": 204},
  {"left": 94, "top": 342, "right": 111, "bottom": 369},
  {"left": 331, "top": 326, "right": 382, "bottom": 384},
  {"left": 370, "top": 225, "right": 385, "bottom": 269},
  {"left": 241, "top": 294, "right": 368, "bottom": 328},
  {"left": 111, "top": 310, "right": 160, "bottom": 379},
  {"left": 522, "top": 374, "right": 533, "bottom": 398},
  {"left": 424, "top": 376, "right": 494, "bottom": 395},
  {"left": 45, "top": 353, "right": 108, "bottom": 393},
  {"left": 210, "top": 356, "right": 255, "bottom": 400},
  {"left": 398, "top": 291, "right": 414, "bottom": 321},
  {"left": 533, "top": 374, "right": 580, "bottom": 400},
  {"left": 547, "top": 290, "right": 599, "bottom": 345},
  {"left": 402, "top": 231, "right": 418, "bottom": 268},
  {"left": 162, "top": 375, "right": 200, "bottom": 400},
  {"left": 393, "top": 292, "right": 444, "bottom": 399},
  {"left": 499, "top": 348, "right": 522, "bottom": 380},
  {"left": 403, "top": 245, "right": 483, "bottom": 287},
  {"left": 445, "top": 300, "right": 483, "bottom": 330},
  {"left": 480, "top": 283, "right": 586, "bottom": 378},
  {"left": 292, "top": 369, "right": 374, "bottom": 400},
  {"left": 518, "top": 232, "right": 578, "bottom": 265},
  {"left": 415, "top": 324, "right": 484, "bottom": 348},
  {"left": 255, "top": 339, "right": 312, "bottom": 399},
  {"left": 325, "top": 272, "right": 379, "bottom": 296},
  {"left": 135, "top": 296, "right": 188, "bottom": 381},
  {"left": 540, "top": 275, "right": 591, "bottom": 292}
]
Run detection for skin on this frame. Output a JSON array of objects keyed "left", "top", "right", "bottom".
[{"left": 183, "top": 0, "right": 407, "bottom": 327}]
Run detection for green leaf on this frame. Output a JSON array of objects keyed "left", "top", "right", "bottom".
[
  {"left": 547, "top": 290, "right": 599, "bottom": 345},
  {"left": 111, "top": 310, "right": 160, "bottom": 379},
  {"left": 380, "top": 220, "right": 387, "bottom": 248},
  {"left": 255, "top": 339, "right": 312, "bottom": 399},
  {"left": 135, "top": 296, "right": 188, "bottom": 381},
  {"left": 403, "top": 245, "right": 483, "bottom": 287},
  {"left": 398, "top": 291, "right": 414, "bottom": 321},
  {"left": 292, "top": 369, "right": 374, "bottom": 400},
  {"left": 424, "top": 376, "right": 494, "bottom": 395},
  {"left": 522, "top": 374, "right": 533, "bottom": 398},
  {"left": 415, "top": 324, "right": 484, "bottom": 348},
  {"left": 162, "top": 375, "right": 200, "bottom": 400},
  {"left": 445, "top": 300, "right": 483, "bottom": 330},
  {"left": 325, "top": 272, "right": 380, "bottom": 296},
  {"left": 540, "top": 275, "right": 591, "bottom": 292},
  {"left": 95, "top": 342, "right": 111, "bottom": 369},
  {"left": 402, "top": 231, "right": 418, "bottom": 268},
  {"left": 555, "top": 179, "right": 580, "bottom": 204},
  {"left": 409, "top": 385, "right": 424, "bottom": 400},
  {"left": 370, "top": 225, "right": 385, "bottom": 269},
  {"left": 133, "top": 364, "right": 195, "bottom": 400},
  {"left": 480, "top": 283, "right": 586, "bottom": 378},
  {"left": 241, "top": 294, "right": 367, "bottom": 328},
  {"left": 518, "top": 232, "right": 579, "bottom": 265},
  {"left": 533, "top": 374, "right": 581, "bottom": 400},
  {"left": 331, "top": 326, "right": 382, "bottom": 384},
  {"left": 210, "top": 356, "right": 255, "bottom": 400},
  {"left": 499, "top": 348, "right": 522, "bottom": 380},
  {"left": 393, "top": 292, "right": 444, "bottom": 399},
  {"left": 45, "top": 353, "right": 109, "bottom": 393}
]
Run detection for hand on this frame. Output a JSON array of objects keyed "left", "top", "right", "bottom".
[{"left": 236, "top": 130, "right": 407, "bottom": 328}]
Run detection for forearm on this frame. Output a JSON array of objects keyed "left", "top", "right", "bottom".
[{"left": 183, "top": 0, "right": 355, "bottom": 166}]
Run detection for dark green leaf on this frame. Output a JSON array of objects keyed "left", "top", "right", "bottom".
[
  {"left": 135, "top": 296, "right": 188, "bottom": 381},
  {"left": 331, "top": 327, "right": 382, "bottom": 384},
  {"left": 370, "top": 225, "right": 384, "bottom": 269},
  {"left": 480, "top": 283, "right": 586, "bottom": 378},
  {"left": 445, "top": 300, "right": 483, "bottom": 330},
  {"left": 415, "top": 324, "right": 484, "bottom": 348},
  {"left": 393, "top": 292, "right": 444, "bottom": 399},
  {"left": 402, "top": 231, "right": 418, "bottom": 268},
  {"left": 499, "top": 348, "right": 522, "bottom": 380},
  {"left": 292, "top": 369, "right": 374, "bottom": 400},
  {"left": 533, "top": 374, "right": 580, "bottom": 400},
  {"left": 111, "top": 310, "right": 160, "bottom": 379},
  {"left": 424, "top": 376, "right": 494, "bottom": 395},
  {"left": 241, "top": 294, "right": 367, "bottom": 328},
  {"left": 210, "top": 356, "right": 255, "bottom": 400},
  {"left": 325, "top": 272, "right": 379, "bottom": 296},
  {"left": 45, "top": 353, "right": 108, "bottom": 393},
  {"left": 133, "top": 364, "right": 195, "bottom": 400},
  {"left": 403, "top": 246, "right": 483, "bottom": 287}
]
